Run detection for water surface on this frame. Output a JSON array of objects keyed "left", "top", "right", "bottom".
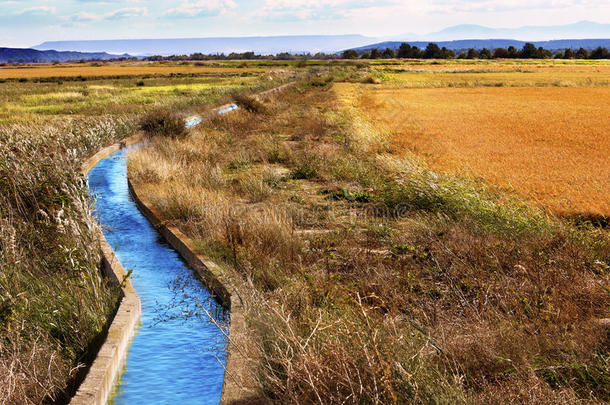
[{"left": 88, "top": 149, "right": 227, "bottom": 405}]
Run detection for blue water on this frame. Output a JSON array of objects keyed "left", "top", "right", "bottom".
[
  {"left": 185, "top": 117, "right": 203, "bottom": 128},
  {"left": 88, "top": 149, "right": 227, "bottom": 405},
  {"left": 217, "top": 104, "right": 238, "bottom": 115}
]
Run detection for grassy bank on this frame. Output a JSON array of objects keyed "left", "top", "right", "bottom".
[
  {"left": 0, "top": 118, "right": 134, "bottom": 403},
  {"left": 129, "top": 75, "right": 609, "bottom": 403}
]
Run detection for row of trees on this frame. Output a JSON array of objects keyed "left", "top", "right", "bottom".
[
  {"left": 343, "top": 42, "right": 610, "bottom": 60},
  {"left": 144, "top": 51, "right": 340, "bottom": 62}
]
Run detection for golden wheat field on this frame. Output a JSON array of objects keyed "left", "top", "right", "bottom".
[
  {"left": 337, "top": 82, "right": 610, "bottom": 216},
  {"left": 376, "top": 63, "right": 610, "bottom": 87}
]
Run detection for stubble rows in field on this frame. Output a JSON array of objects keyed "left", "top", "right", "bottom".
[{"left": 371, "top": 61, "right": 610, "bottom": 87}]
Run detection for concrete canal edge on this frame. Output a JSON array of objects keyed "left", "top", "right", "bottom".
[
  {"left": 127, "top": 179, "right": 257, "bottom": 404},
  {"left": 121, "top": 84, "right": 297, "bottom": 403},
  {"left": 71, "top": 133, "right": 144, "bottom": 405}
]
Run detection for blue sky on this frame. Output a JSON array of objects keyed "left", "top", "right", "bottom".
[{"left": 1, "top": 0, "right": 610, "bottom": 47}]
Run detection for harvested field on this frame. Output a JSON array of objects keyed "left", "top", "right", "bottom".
[
  {"left": 0, "top": 62, "right": 267, "bottom": 79},
  {"left": 378, "top": 64, "right": 610, "bottom": 87},
  {"left": 337, "top": 83, "right": 610, "bottom": 216}
]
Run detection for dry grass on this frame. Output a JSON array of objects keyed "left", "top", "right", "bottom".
[
  {"left": 338, "top": 83, "right": 610, "bottom": 217},
  {"left": 0, "top": 72, "right": 279, "bottom": 124},
  {"left": 0, "top": 118, "right": 135, "bottom": 404},
  {"left": 129, "top": 78, "right": 610, "bottom": 404}
]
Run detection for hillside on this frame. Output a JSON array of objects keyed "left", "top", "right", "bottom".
[
  {"left": 0, "top": 47, "right": 128, "bottom": 63},
  {"left": 34, "top": 35, "right": 375, "bottom": 56}
]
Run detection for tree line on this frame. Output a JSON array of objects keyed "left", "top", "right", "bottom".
[
  {"left": 342, "top": 42, "right": 610, "bottom": 60},
  {"left": 141, "top": 43, "right": 609, "bottom": 63},
  {"left": 143, "top": 51, "right": 340, "bottom": 62}
]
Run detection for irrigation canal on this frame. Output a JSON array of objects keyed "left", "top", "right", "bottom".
[{"left": 87, "top": 105, "right": 238, "bottom": 404}]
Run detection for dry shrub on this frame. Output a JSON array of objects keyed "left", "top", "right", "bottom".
[
  {"left": 234, "top": 94, "right": 267, "bottom": 114},
  {"left": 128, "top": 147, "right": 184, "bottom": 184},
  {"left": 298, "top": 114, "right": 326, "bottom": 139},
  {"left": 235, "top": 172, "right": 273, "bottom": 203},
  {"left": 252, "top": 295, "right": 467, "bottom": 404},
  {"left": 362, "top": 76, "right": 381, "bottom": 84},
  {"left": 0, "top": 330, "right": 70, "bottom": 405},
  {"left": 249, "top": 134, "right": 291, "bottom": 165},
  {"left": 140, "top": 109, "right": 186, "bottom": 138},
  {"left": 129, "top": 136, "right": 227, "bottom": 190},
  {"left": 290, "top": 157, "right": 319, "bottom": 180}
]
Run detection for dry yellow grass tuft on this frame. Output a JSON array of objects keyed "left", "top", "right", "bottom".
[{"left": 338, "top": 83, "right": 610, "bottom": 217}]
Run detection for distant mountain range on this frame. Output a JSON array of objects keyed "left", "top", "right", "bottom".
[
  {"left": 351, "top": 39, "right": 610, "bottom": 53},
  {"left": 34, "top": 35, "right": 375, "bottom": 56},
  {"left": 388, "top": 21, "right": 610, "bottom": 42},
  {"left": 13, "top": 21, "right": 610, "bottom": 58},
  {"left": 0, "top": 47, "right": 128, "bottom": 63}
]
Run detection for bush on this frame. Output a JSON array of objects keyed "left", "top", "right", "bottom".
[
  {"left": 342, "top": 50, "right": 359, "bottom": 59},
  {"left": 291, "top": 159, "right": 319, "bottom": 180},
  {"left": 233, "top": 94, "right": 266, "bottom": 113},
  {"left": 361, "top": 76, "right": 381, "bottom": 84},
  {"left": 140, "top": 110, "right": 187, "bottom": 138}
]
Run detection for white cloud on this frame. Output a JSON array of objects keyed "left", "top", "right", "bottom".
[
  {"left": 257, "top": 0, "right": 407, "bottom": 21},
  {"left": 106, "top": 7, "right": 148, "bottom": 19},
  {"left": 258, "top": 0, "right": 610, "bottom": 21},
  {"left": 429, "top": 0, "right": 610, "bottom": 13},
  {"left": 67, "top": 11, "right": 100, "bottom": 22},
  {"left": 163, "top": 0, "right": 237, "bottom": 18},
  {"left": 63, "top": 7, "right": 148, "bottom": 24},
  {"left": 15, "top": 5, "right": 55, "bottom": 15}
]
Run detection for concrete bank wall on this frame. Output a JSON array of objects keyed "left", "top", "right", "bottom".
[{"left": 71, "top": 133, "right": 145, "bottom": 405}]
